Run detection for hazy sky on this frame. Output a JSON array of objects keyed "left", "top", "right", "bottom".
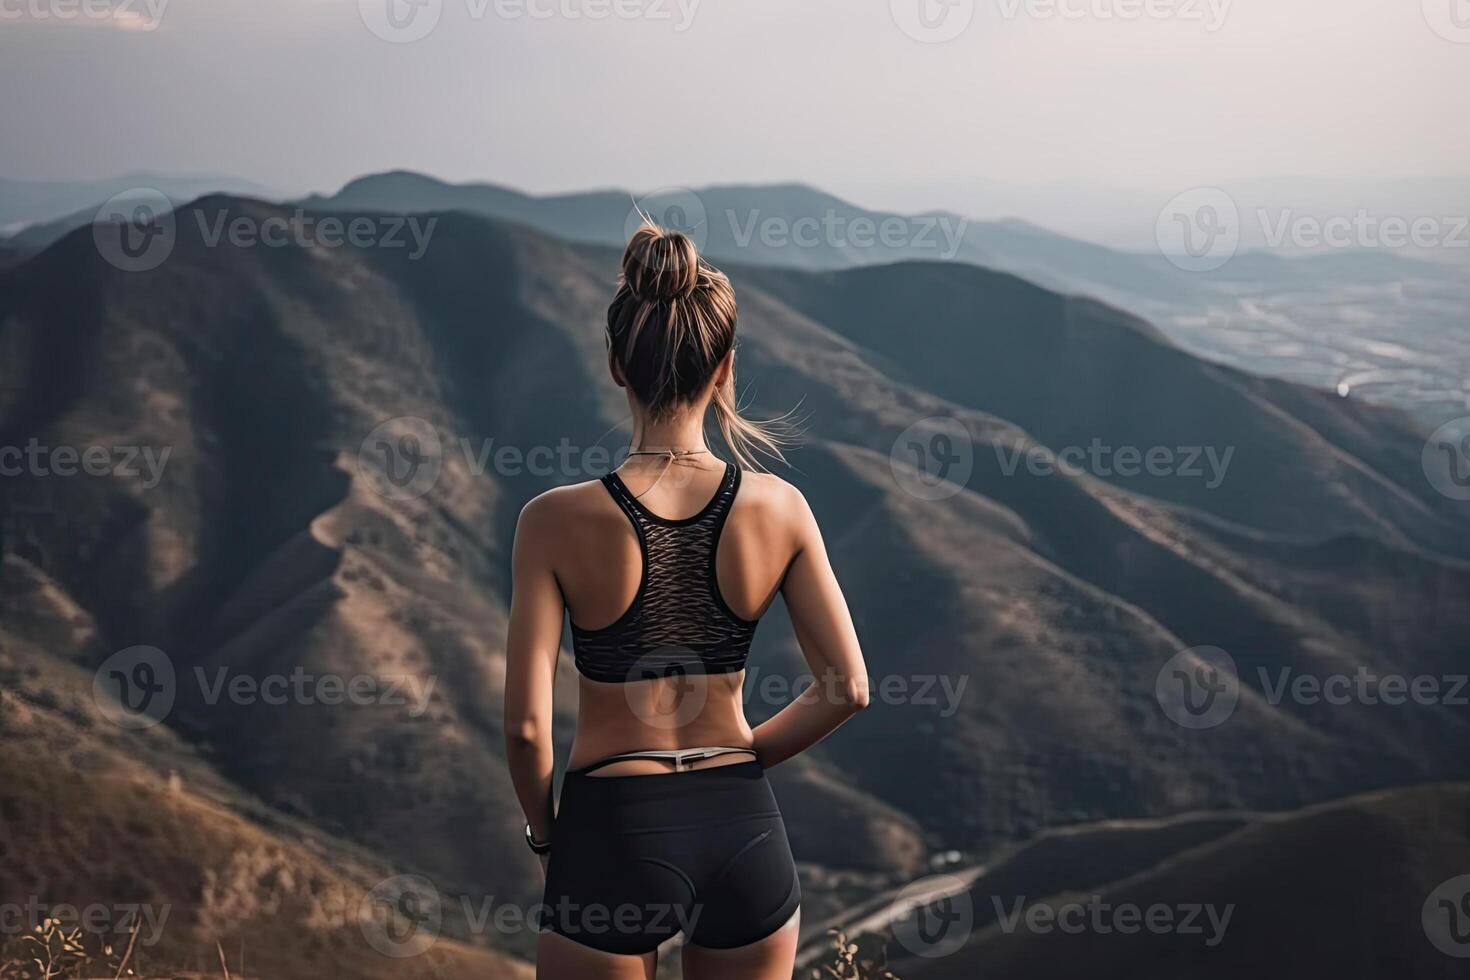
[{"left": 2, "top": 0, "right": 1468, "bottom": 211}]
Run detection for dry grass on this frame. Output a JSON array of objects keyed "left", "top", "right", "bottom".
[
  {"left": 806, "top": 929, "right": 900, "bottom": 980},
  {"left": 0, "top": 918, "right": 143, "bottom": 980},
  {"left": 3, "top": 919, "right": 899, "bottom": 980},
  {"left": 0, "top": 916, "right": 267, "bottom": 980}
]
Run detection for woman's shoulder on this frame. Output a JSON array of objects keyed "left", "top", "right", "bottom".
[
  {"left": 738, "top": 468, "right": 803, "bottom": 502},
  {"left": 734, "top": 468, "right": 815, "bottom": 529},
  {"left": 516, "top": 479, "right": 612, "bottom": 532}
]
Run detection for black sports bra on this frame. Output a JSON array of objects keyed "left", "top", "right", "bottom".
[{"left": 571, "top": 461, "right": 760, "bottom": 683}]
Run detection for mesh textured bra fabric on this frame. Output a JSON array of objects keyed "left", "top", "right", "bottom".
[{"left": 571, "top": 462, "right": 759, "bottom": 683}]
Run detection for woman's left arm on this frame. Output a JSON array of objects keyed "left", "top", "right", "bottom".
[{"left": 503, "top": 495, "right": 564, "bottom": 851}]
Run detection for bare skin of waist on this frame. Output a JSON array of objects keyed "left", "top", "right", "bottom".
[{"left": 569, "top": 672, "right": 755, "bottom": 776}]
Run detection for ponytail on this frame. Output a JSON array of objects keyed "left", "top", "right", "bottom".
[{"left": 711, "top": 372, "right": 797, "bottom": 470}]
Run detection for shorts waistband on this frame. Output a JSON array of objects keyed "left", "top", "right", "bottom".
[
  {"left": 556, "top": 760, "right": 780, "bottom": 838},
  {"left": 571, "top": 745, "right": 758, "bottom": 776}
]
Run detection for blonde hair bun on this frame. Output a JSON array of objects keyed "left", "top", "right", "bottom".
[{"left": 621, "top": 224, "right": 701, "bottom": 303}]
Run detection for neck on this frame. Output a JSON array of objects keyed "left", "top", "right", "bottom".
[{"left": 630, "top": 410, "right": 709, "bottom": 454}]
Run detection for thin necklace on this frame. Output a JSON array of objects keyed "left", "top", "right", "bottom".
[
  {"left": 625, "top": 447, "right": 710, "bottom": 459},
  {"left": 620, "top": 447, "right": 713, "bottom": 500}
]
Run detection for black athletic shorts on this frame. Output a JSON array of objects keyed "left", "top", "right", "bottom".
[{"left": 539, "top": 761, "right": 801, "bottom": 955}]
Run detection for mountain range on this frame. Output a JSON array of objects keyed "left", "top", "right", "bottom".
[
  {"left": 309, "top": 171, "right": 1470, "bottom": 428},
  {"left": 2, "top": 192, "right": 1467, "bottom": 976},
  {"left": 5, "top": 170, "right": 1466, "bottom": 426}
]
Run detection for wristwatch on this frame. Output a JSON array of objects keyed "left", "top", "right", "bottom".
[{"left": 524, "top": 823, "right": 552, "bottom": 855}]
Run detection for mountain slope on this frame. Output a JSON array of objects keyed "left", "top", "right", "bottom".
[
  {"left": 2, "top": 197, "right": 1468, "bottom": 972},
  {"left": 899, "top": 783, "right": 1470, "bottom": 980},
  {"left": 0, "top": 579, "right": 533, "bottom": 977}
]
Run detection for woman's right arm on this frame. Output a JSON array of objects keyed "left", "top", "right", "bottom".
[
  {"left": 751, "top": 487, "right": 870, "bottom": 768},
  {"left": 503, "top": 495, "right": 565, "bottom": 850}
]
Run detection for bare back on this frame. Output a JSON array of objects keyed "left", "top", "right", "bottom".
[{"left": 536, "top": 459, "right": 799, "bottom": 769}]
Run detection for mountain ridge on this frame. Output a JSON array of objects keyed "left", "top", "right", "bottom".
[{"left": 3, "top": 195, "right": 1468, "bottom": 976}]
